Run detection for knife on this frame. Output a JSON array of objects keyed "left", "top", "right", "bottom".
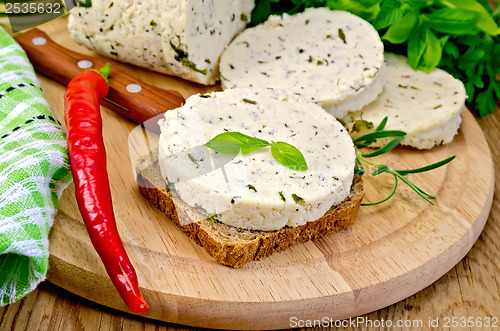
[{"left": 14, "top": 28, "right": 185, "bottom": 132}]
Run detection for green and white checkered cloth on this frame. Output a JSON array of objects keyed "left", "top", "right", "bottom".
[{"left": 0, "top": 27, "right": 72, "bottom": 306}]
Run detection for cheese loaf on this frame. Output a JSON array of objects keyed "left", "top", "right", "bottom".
[{"left": 68, "top": 0, "right": 255, "bottom": 85}]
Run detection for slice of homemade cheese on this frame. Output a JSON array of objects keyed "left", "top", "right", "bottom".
[
  {"left": 68, "top": 0, "right": 255, "bottom": 85},
  {"left": 158, "top": 88, "right": 355, "bottom": 231},
  {"left": 341, "top": 53, "right": 467, "bottom": 149},
  {"left": 219, "top": 8, "right": 385, "bottom": 119}
]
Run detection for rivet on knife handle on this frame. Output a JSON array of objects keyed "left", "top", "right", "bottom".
[{"left": 14, "top": 28, "right": 185, "bottom": 129}]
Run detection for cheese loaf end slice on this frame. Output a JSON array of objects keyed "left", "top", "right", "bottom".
[
  {"left": 342, "top": 53, "right": 467, "bottom": 149},
  {"left": 68, "top": 0, "right": 255, "bottom": 85}
]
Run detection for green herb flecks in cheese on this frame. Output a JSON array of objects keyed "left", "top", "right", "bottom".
[
  {"left": 219, "top": 8, "right": 386, "bottom": 119},
  {"left": 68, "top": 0, "right": 254, "bottom": 85},
  {"left": 169, "top": 36, "right": 207, "bottom": 75},
  {"left": 342, "top": 53, "right": 466, "bottom": 150},
  {"left": 158, "top": 88, "right": 355, "bottom": 231}
]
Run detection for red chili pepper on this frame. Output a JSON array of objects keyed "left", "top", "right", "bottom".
[{"left": 64, "top": 63, "right": 149, "bottom": 314}]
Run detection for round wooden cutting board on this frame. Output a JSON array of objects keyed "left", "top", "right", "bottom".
[{"left": 35, "top": 18, "right": 494, "bottom": 330}]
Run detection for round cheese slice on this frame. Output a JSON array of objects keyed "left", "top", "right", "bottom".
[
  {"left": 158, "top": 88, "right": 355, "bottom": 231},
  {"left": 219, "top": 8, "right": 385, "bottom": 119},
  {"left": 341, "top": 53, "right": 467, "bottom": 149}
]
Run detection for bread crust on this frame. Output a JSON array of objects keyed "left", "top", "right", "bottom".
[{"left": 136, "top": 153, "right": 364, "bottom": 268}]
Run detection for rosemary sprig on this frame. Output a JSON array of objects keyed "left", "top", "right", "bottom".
[{"left": 354, "top": 117, "right": 455, "bottom": 206}]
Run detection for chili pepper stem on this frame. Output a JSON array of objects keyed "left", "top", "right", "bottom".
[{"left": 93, "top": 63, "right": 111, "bottom": 83}]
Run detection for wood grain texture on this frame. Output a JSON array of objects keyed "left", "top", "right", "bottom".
[{"left": 1, "top": 17, "right": 499, "bottom": 331}]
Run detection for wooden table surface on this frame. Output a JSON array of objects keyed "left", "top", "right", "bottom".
[{"left": 0, "top": 107, "right": 498, "bottom": 331}]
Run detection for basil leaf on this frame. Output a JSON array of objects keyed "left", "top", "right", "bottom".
[
  {"left": 326, "top": 0, "right": 381, "bottom": 21},
  {"left": 429, "top": 8, "right": 479, "bottom": 35},
  {"left": 373, "top": 1, "right": 403, "bottom": 30},
  {"left": 441, "top": 0, "right": 500, "bottom": 35},
  {"left": 205, "top": 140, "right": 241, "bottom": 154},
  {"left": 270, "top": 142, "right": 308, "bottom": 171},
  {"left": 206, "top": 131, "right": 309, "bottom": 171},
  {"left": 408, "top": 19, "right": 445, "bottom": 72},
  {"left": 407, "top": 18, "right": 428, "bottom": 70},
  {"left": 206, "top": 132, "right": 270, "bottom": 155},
  {"left": 422, "top": 34, "right": 448, "bottom": 72},
  {"left": 382, "top": 8, "right": 419, "bottom": 44},
  {"left": 250, "top": 0, "right": 272, "bottom": 26}
]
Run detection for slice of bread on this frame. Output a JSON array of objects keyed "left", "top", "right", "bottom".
[{"left": 136, "top": 152, "right": 364, "bottom": 268}]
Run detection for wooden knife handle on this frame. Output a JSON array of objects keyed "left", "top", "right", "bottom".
[{"left": 14, "top": 28, "right": 185, "bottom": 130}]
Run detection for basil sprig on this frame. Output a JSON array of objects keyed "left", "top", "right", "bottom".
[
  {"left": 354, "top": 117, "right": 455, "bottom": 206},
  {"left": 205, "top": 132, "right": 308, "bottom": 171}
]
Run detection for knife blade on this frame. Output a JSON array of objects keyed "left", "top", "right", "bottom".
[{"left": 14, "top": 28, "right": 185, "bottom": 132}]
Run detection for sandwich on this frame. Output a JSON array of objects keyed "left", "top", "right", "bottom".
[{"left": 136, "top": 87, "right": 364, "bottom": 268}]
